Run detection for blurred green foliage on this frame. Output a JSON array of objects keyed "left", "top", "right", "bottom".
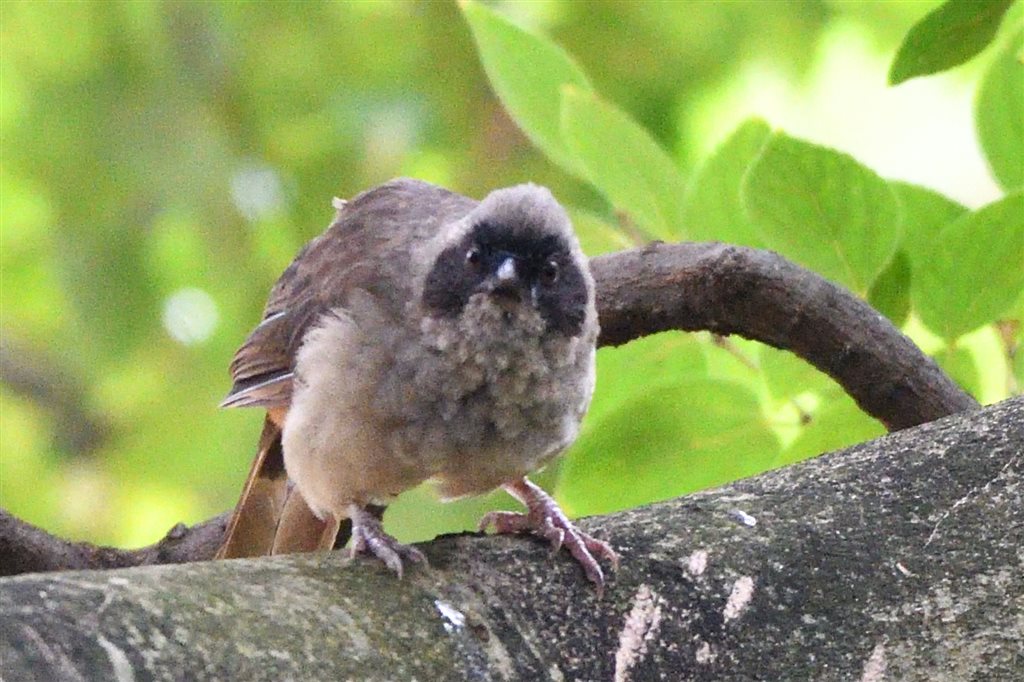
[
  {"left": 1, "top": 0, "right": 1020, "bottom": 550},
  {"left": 888, "top": 0, "right": 1015, "bottom": 84}
]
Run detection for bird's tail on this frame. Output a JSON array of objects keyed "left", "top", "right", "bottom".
[{"left": 216, "top": 416, "right": 346, "bottom": 559}]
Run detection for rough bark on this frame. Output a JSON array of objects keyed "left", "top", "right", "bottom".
[
  {"left": 3, "top": 396, "right": 1020, "bottom": 681},
  {"left": 0, "top": 511, "right": 229, "bottom": 578}
]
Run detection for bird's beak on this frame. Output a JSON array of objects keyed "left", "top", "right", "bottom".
[
  {"left": 496, "top": 257, "right": 516, "bottom": 283},
  {"left": 487, "top": 257, "right": 523, "bottom": 303}
]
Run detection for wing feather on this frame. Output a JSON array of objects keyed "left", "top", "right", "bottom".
[{"left": 221, "top": 178, "right": 478, "bottom": 409}]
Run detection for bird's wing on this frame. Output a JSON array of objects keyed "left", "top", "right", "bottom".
[
  {"left": 221, "top": 178, "right": 478, "bottom": 410},
  {"left": 217, "top": 179, "right": 477, "bottom": 559}
]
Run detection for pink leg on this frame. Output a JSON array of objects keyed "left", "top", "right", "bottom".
[
  {"left": 479, "top": 478, "right": 619, "bottom": 593},
  {"left": 348, "top": 504, "right": 426, "bottom": 578}
]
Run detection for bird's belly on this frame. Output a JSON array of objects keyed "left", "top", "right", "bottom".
[
  {"left": 283, "top": 305, "right": 594, "bottom": 516},
  {"left": 398, "top": 392, "right": 582, "bottom": 499},
  {"left": 284, "top": 387, "right": 577, "bottom": 515},
  {"left": 282, "top": 404, "right": 430, "bottom": 517}
]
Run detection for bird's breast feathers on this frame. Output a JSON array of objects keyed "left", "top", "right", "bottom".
[{"left": 285, "top": 291, "right": 596, "bottom": 503}]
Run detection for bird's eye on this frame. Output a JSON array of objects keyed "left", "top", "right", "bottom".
[
  {"left": 540, "top": 259, "right": 559, "bottom": 285},
  {"left": 466, "top": 247, "right": 482, "bottom": 271}
]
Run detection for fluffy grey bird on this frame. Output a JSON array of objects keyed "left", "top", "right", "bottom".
[{"left": 216, "top": 178, "right": 617, "bottom": 588}]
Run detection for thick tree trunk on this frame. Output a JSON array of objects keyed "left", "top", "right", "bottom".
[{"left": 3, "top": 396, "right": 1021, "bottom": 681}]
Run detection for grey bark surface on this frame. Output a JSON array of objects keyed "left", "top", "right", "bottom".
[{"left": 3, "top": 396, "right": 1021, "bottom": 681}]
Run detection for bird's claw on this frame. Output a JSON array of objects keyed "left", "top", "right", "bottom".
[
  {"left": 349, "top": 505, "right": 426, "bottom": 578},
  {"left": 479, "top": 479, "right": 619, "bottom": 594}
]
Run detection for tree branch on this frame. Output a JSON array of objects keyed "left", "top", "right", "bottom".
[
  {"left": 591, "top": 242, "right": 978, "bottom": 430},
  {"left": 0, "top": 243, "right": 980, "bottom": 575},
  {"left": 0, "top": 337, "right": 111, "bottom": 456},
  {"left": 0, "top": 511, "right": 228, "bottom": 577},
  {"left": 3, "top": 396, "right": 1020, "bottom": 680}
]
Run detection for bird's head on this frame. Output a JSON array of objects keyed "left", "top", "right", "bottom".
[{"left": 422, "top": 184, "right": 594, "bottom": 337}]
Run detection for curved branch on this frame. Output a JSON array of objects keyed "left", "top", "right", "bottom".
[{"left": 592, "top": 242, "right": 978, "bottom": 430}]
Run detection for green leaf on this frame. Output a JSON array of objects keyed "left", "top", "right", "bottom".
[
  {"left": 888, "top": 0, "right": 1015, "bottom": 85},
  {"left": 742, "top": 132, "right": 903, "bottom": 294},
  {"left": 386, "top": 484, "right": 520, "bottom": 543},
  {"left": 587, "top": 332, "right": 707, "bottom": 426},
  {"left": 682, "top": 118, "right": 772, "bottom": 246},
  {"left": 460, "top": 0, "right": 592, "bottom": 178},
  {"left": 976, "top": 30, "right": 1024, "bottom": 190},
  {"left": 935, "top": 345, "right": 982, "bottom": 398},
  {"left": 889, "top": 181, "right": 968, "bottom": 268},
  {"left": 867, "top": 250, "right": 912, "bottom": 328},
  {"left": 1014, "top": 336, "right": 1024, "bottom": 391},
  {"left": 569, "top": 207, "right": 637, "bottom": 256},
  {"left": 777, "top": 394, "right": 885, "bottom": 467},
  {"left": 560, "top": 378, "right": 778, "bottom": 516},
  {"left": 760, "top": 346, "right": 836, "bottom": 404},
  {"left": 913, "top": 192, "right": 1024, "bottom": 341},
  {"left": 561, "top": 87, "right": 687, "bottom": 240}
]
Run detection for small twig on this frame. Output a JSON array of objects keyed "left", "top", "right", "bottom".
[
  {"left": 708, "top": 333, "right": 759, "bottom": 371},
  {"left": 612, "top": 209, "right": 655, "bottom": 247}
]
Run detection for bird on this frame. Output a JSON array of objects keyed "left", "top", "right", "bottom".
[{"left": 215, "top": 178, "right": 618, "bottom": 590}]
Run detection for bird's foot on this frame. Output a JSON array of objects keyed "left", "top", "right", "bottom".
[
  {"left": 348, "top": 505, "right": 426, "bottom": 578},
  {"left": 479, "top": 478, "right": 619, "bottom": 594}
]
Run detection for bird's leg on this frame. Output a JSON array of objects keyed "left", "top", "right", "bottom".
[
  {"left": 348, "top": 504, "right": 426, "bottom": 578},
  {"left": 479, "top": 478, "right": 619, "bottom": 592}
]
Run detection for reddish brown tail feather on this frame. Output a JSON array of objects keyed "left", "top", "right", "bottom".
[{"left": 216, "top": 416, "right": 348, "bottom": 558}]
